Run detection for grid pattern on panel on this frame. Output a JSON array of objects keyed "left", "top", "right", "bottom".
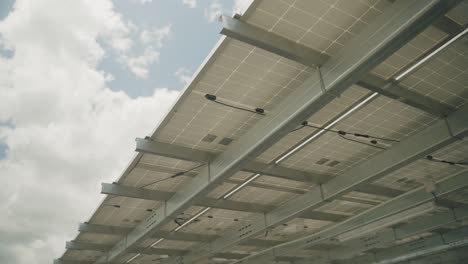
[
  {"left": 374, "top": 161, "right": 463, "bottom": 192},
  {"left": 90, "top": 197, "right": 160, "bottom": 227},
  {"left": 256, "top": 85, "right": 370, "bottom": 164},
  {"left": 372, "top": 26, "right": 449, "bottom": 79},
  {"left": 446, "top": 1, "right": 468, "bottom": 25},
  {"left": 254, "top": 175, "right": 314, "bottom": 191},
  {"left": 76, "top": 233, "right": 122, "bottom": 245},
  {"left": 278, "top": 95, "right": 438, "bottom": 175},
  {"left": 139, "top": 238, "right": 196, "bottom": 250},
  {"left": 443, "top": 186, "right": 468, "bottom": 204},
  {"left": 227, "top": 184, "right": 300, "bottom": 206},
  {"left": 316, "top": 199, "right": 373, "bottom": 215},
  {"left": 249, "top": 0, "right": 391, "bottom": 56},
  {"left": 280, "top": 217, "right": 333, "bottom": 239},
  {"left": 343, "top": 191, "right": 389, "bottom": 203},
  {"left": 375, "top": 140, "right": 468, "bottom": 191},
  {"left": 399, "top": 37, "right": 468, "bottom": 109},
  {"left": 127, "top": 155, "right": 202, "bottom": 190},
  {"left": 156, "top": 39, "right": 315, "bottom": 154},
  {"left": 63, "top": 250, "right": 103, "bottom": 262}
]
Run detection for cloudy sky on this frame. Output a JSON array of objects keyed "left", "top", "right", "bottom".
[{"left": 0, "top": 0, "right": 251, "bottom": 263}]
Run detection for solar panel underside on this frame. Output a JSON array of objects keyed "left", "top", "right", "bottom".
[{"left": 60, "top": 0, "right": 468, "bottom": 263}]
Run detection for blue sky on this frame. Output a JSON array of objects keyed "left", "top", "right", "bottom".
[
  {"left": 101, "top": 0, "right": 228, "bottom": 97},
  {"left": 0, "top": 1, "right": 251, "bottom": 263},
  {"left": 0, "top": 0, "right": 245, "bottom": 160}
]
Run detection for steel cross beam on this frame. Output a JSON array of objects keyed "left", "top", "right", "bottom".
[
  {"left": 180, "top": 164, "right": 468, "bottom": 264},
  {"left": 78, "top": 223, "right": 283, "bottom": 248},
  {"left": 231, "top": 169, "right": 468, "bottom": 264},
  {"left": 220, "top": 15, "right": 457, "bottom": 117},
  {"left": 101, "top": 183, "right": 274, "bottom": 213},
  {"left": 100, "top": 183, "right": 349, "bottom": 221},
  {"left": 135, "top": 138, "right": 403, "bottom": 199},
  {"left": 135, "top": 138, "right": 330, "bottom": 184},
  {"left": 328, "top": 204, "right": 468, "bottom": 260},
  {"left": 95, "top": 1, "right": 456, "bottom": 262},
  {"left": 177, "top": 100, "right": 468, "bottom": 263},
  {"left": 339, "top": 225, "right": 468, "bottom": 264}
]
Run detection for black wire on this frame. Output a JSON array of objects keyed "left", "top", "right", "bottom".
[
  {"left": 139, "top": 163, "right": 205, "bottom": 189},
  {"left": 290, "top": 124, "right": 306, "bottom": 132},
  {"left": 304, "top": 123, "right": 399, "bottom": 143},
  {"left": 205, "top": 94, "right": 265, "bottom": 115},
  {"left": 425, "top": 155, "right": 468, "bottom": 167},
  {"left": 338, "top": 135, "right": 387, "bottom": 150}
]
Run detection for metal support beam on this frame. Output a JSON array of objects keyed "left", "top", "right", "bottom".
[
  {"left": 66, "top": 241, "right": 111, "bottom": 252},
  {"left": 330, "top": 205, "right": 468, "bottom": 260},
  {"left": 96, "top": 1, "right": 457, "bottom": 262},
  {"left": 406, "top": 247, "right": 468, "bottom": 264},
  {"left": 220, "top": 15, "right": 328, "bottom": 67},
  {"left": 179, "top": 101, "right": 468, "bottom": 263},
  {"left": 356, "top": 74, "right": 455, "bottom": 116},
  {"left": 136, "top": 139, "right": 400, "bottom": 199},
  {"left": 220, "top": 15, "right": 456, "bottom": 117},
  {"left": 340, "top": 225, "right": 468, "bottom": 264},
  {"left": 101, "top": 183, "right": 348, "bottom": 222},
  {"left": 79, "top": 223, "right": 131, "bottom": 235},
  {"left": 78, "top": 223, "right": 217, "bottom": 242},
  {"left": 130, "top": 247, "right": 187, "bottom": 256},
  {"left": 101, "top": 183, "right": 275, "bottom": 213},
  {"left": 230, "top": 169, "right": 468, "bottom": 264},
  {"left": 136, "top": 162, "right": 308, "bottom": 194},
  {"left": 136, "top": 138, "right": 330, "bottom": 184}
]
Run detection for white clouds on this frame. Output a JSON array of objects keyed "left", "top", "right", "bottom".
[
  {"left": 121, "top": 47, "right": 160, "bottom": 78},
  {"left": 0, "top": 0, "right": 178, "bottom": 263},
  {"left": 117, "top": 24, "right": 171, "bottom": 79},
  {"left": 140, "top": 24, "right": 171, "bottom": 47},
  {"left": 182, "top": 0, "right": 197, "bottom": 8},
  {"left": 204, "top": 0, "right": 223, "bottom": 22},
  {"left": 174, "top": 67, "right": 193, "bottom": 85},
  {"left": 204, "top": 0, "right": 254, "bottom": 22}
]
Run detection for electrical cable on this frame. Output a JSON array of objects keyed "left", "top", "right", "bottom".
[
  {"left": 205, "top": 94, "right": 265, "bottom": 115},
  {"left": 338, "top": 134, "right": 387, "bottom": 150},
  {"left": 139, "top": 163, "right": 206, "bottom": 189},
  {"left": 425, "top": 155, "right": 468, "bottom": 167},
  {"left": 302, "top": 121, "right": 399, "bottom": 143}
]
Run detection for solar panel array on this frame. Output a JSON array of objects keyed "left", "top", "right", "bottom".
[{"left": 57, "top": 1, "right": 468, "bottom": 264}]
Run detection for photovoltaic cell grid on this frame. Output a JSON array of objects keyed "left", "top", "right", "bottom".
[
  {"left": 58, "top": 1, "right": 468, "bottom": 264},
  {"left": 276, "top": 95, "right": 438, "bottom": 176},
  {"left": 256, "top": 85, "right": 371, "bottom": 164},
  {"left": 372, "top": 25, "right": 449, "bottom": 80},
  {"left": 399, "top": 36, "right": 468, "bottom": 109},
  {"left": 373, "top": 139, "right": 468, "bottom": 191}
]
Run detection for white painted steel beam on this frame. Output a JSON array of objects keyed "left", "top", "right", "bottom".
[
  {"left": 340, "top": 225, "right": 468, "bottom": 264},
  {"left": 96, "top": 1, "right": 457, "bottom": 262},
  {"left": 101, "top": 183, "right": 348, "bottom": 222},
  {"left": 135, "top": 139, "right": 402, "bottom": 198},
  {"left": 66, "top": 241, "right": 111, "bottom": 252},
  {"left": 79, "top": 223, "right": 132, "bottom": 235},
  {"left": 101, "top": 183, "right": 275, "bottom": 213},
  {"left": 229, "top": 169, "right": 468, "bottom": 264},
  {"left": 179, "top": 101, "right": 468, "bottom": 263},
  {"left": 220, "top": 15, "right": 328, "bottom": 67},
  {"left": 135, "top": 138, "right": 330, "bottom": 184},
  {"left": 331, "top": 205, "right": 468, "bottom": 259},
  {"left": 220, "top": 15, "right": 458, "bottom": 117},
  {"left": 136, "top": 162, "right": 308, "bottom": 194}
]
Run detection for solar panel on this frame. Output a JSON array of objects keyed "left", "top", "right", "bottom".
[{"left": 56, "top": 1, "right": 468, "bottom": 264}]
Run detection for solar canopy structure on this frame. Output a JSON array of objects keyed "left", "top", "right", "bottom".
[{"left": 56, "top": 0, "right": 468, "bottom": 264}]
